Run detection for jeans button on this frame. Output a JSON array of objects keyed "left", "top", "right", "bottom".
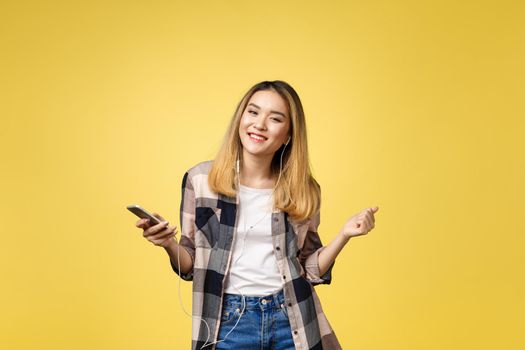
[{"left": 261, "top": 299, "right": 267, "bottom": 305}]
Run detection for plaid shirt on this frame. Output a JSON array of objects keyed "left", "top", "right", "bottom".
[{"left": 171, "top": 160, "right": 342, "bottom": 350}]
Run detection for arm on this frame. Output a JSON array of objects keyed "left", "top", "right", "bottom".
[
  {"left": 298, "top": 210, "right": 336, "bottom": 286},
  {"left": 318, "top": 231, "right": 351, "bottom": 277},
  {"left": 319, "top": 206, "right": 379, "bottom": 275},
  {"left": 164, "top": 237, "right": 193, "bottom": 277},
  {"left": 165, "top": 171, "right": 196, "bottom": 281}
]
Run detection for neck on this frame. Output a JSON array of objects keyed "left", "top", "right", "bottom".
[{"left": 240, "top": 150, "right": 275, "bottom": 188}]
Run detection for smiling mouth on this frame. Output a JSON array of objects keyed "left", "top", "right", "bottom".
[{"left": 248, "top": 133, "right": 267, "bottom": 142}]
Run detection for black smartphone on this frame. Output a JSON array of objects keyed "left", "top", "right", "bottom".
[{"left": 127, "top": 204, "right": 164, "bottom": 226}]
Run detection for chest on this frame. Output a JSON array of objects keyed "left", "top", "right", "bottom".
[{"left": 193, "top": 192, "right": 310, "bottom": 256}]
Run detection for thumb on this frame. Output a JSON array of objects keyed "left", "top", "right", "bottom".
[{"left": 371, "top": 206, "right": 379, "bottom": 213}]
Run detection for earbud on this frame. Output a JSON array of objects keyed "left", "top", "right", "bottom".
[{"left": 285, "top": 136, "right": 291, "bottom": 146}]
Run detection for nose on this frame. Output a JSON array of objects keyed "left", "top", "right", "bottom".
[{"left": 253, "top": 116, "right": 267, "bottom": 131}]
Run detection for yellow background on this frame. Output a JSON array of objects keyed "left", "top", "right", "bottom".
[{"left": 1, "top": 0, "right": 523, "bottom": 349}]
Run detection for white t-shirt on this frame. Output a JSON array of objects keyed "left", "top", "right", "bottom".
[{"left": 223, "top": 184, "right": 284, "bottom": 296}]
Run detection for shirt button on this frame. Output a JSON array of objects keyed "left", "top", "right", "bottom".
[
  {"left": 288, "top": 302, "right": 292, "bottom": 307},
  {"left": 276, "top": 246, "right": 280, "bottom": 251},
  {"left": 282, "top": 275, "right": 286, "bottom": 279},
  {"left": 273, "top": 217, "right": 279, "bottom": 222},
  {"left": 294, "top": 330, "right": 298, "bottom": 335}
]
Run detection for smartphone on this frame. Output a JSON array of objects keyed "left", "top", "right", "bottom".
[{"left": 127, "top": 204, "right": 164, "bottom": 226}]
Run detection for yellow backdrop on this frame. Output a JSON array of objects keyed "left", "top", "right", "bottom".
[{"left": 1, "top": 0, "right": 523, "bottom": 349}]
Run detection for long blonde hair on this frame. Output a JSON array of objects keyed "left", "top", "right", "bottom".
[{"left": 208, "top": 80, "right": 320, "bottom": 222}]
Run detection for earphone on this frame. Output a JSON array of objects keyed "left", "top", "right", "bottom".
[{"left": 175, "top": 138, "right": 290, "bottom": 349}]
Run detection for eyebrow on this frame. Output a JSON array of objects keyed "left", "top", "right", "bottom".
[{"left": 247, "top": 103, "right": 287, "bottom": 118}]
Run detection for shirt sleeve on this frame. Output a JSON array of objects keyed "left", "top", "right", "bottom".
[
  {"left": 298, "top": 209, "right": 334, "bottom": 286},
  {"left": 170, "top": 171, "right": 196, "bottom": 281}
]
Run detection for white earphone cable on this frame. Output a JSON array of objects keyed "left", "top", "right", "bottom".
[{"left": 176, "top": 141, "right": 289, "bottom": 349}]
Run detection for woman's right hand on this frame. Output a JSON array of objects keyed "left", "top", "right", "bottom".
[{"left": 136, "top": 212, "right": 178, "bottom": 248}]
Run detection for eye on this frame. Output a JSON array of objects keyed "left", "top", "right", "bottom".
[
  {"left": 271, "top": 118, "right": 282, "bottom": 122},
  {"left": 248, "top": 110, "right": 258, "bottom": 115}
]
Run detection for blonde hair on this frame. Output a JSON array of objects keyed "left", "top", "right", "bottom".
[{"left": 208, "top": 80, "right": 320, "bottom": 222}]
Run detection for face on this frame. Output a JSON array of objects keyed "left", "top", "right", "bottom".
[{"left": 238, "top": 89, "right": 291, "bottom": 159}]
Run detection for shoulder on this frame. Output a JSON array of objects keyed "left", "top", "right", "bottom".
[
  {"left": 186, "top": 159, "right": 213, "bottom": 176},
  {"left": 184, "top": 160, "right": 214, "bottom": 184},
  {"left": 182, "top": 160, "right": 217, "bottom": 198}
]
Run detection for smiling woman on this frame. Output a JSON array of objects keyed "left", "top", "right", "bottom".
[
  {"left": 176, "top": 81, "right": 343, "bottom": 350},
  {"left": 208, "top": 81, "right": 321, "bottom": 222},
  {"left": 138, "top": 80, "right": 379, "bottom": 350}
]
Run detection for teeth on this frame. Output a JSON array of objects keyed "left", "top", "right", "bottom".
[{"left": 249, "top": 133, "right": 266, "bottom": 141}]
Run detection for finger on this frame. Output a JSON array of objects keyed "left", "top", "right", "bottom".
[
  {"left": 367, "top": 218, "right": 375, "bottom": 231},
  {"left": 149, "top": 229, "right": 171, "bottom": 242},
  {"left": 149, "top": 226, "right": 178, "bottom": 241},
  {"left": 143, "top": 221, "right": 170, "bottom": 237},
  {"left": 362, "top": 209, "right": 374, "bottom": 225},
  {"left": 152, "top": 232, "right": 176, "bottom": 245},
  {"left": 152, "top": 225, "right": 178, "bottom": 239},
  {"left": 363, "top": 215, "right": 372, "bottom": 231},
  {"left": 361, "top": 217, "right": 370, "bottom": 234},
  {"left": 357, "top": 214, "right": 367, "bottom": 227},
  {"left": 136, "top": 218, "right": 150, "bottom": 228},
  {"left": 355, "top": 214, "right": 366, "bottom": 227},
  {"left": 367, "top": 208, "right": 376, "bottom": 223},
  {"left": 365, "top": 212, "right": 373, "bottom": 225}
]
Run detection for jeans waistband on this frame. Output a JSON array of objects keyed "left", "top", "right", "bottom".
[{"left": 222, "top": 288, "right": 285, "bottom": 311}]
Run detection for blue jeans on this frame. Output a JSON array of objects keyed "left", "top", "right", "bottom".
[{"left": 215, "top": 289, "right": 296, "bottom": 350}]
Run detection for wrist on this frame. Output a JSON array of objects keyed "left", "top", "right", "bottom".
[
  {"left": 163, "top": 237, "right": 179, "bottom": 251},
  {"left": 338, "top": 230, "right": 352, "bottom": 244}
]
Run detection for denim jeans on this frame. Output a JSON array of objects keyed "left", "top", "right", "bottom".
[{"left": 215, "top": 288, "right": 296, "bottom": 350}]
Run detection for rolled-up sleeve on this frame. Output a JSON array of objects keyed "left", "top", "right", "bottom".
[
  {"left": 170, "top": 171, "right": 196, "bottom": 281},
  {"left": 299, "top": 209, "right": 334, "bottom": 286}
]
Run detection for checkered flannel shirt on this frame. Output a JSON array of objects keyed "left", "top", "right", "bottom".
[{"left": 170, "top": 160, "right": 342, "bottom": 349}]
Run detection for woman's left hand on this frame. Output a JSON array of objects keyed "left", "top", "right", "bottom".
[{"left": 340, "top": 206, "right": 379, "bottom": 239}]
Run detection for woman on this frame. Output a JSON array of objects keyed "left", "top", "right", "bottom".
[{"left": 136, "top": 80, "right": 379, "bottom": 350}]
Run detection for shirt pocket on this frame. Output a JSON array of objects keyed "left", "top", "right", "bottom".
[{"left": 194, "top": 206, "right": 221, "bottom": 248}]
